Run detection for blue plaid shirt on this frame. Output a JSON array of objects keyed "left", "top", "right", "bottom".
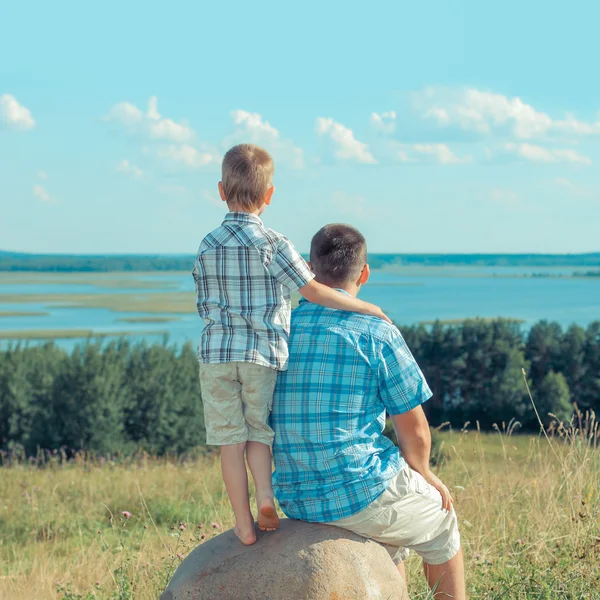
[
  {"left": 271, "top": 292, "right": 432, "bottom": 522},
  {"left": 192, "top": 212, "right": 314, "bottom": 371}
]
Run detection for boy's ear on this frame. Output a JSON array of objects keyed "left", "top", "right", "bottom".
[
  {"left": 264, "top": 185, "right": 275, "bottom": 206},
  {"left": 218, "top": 181, "right": 227, "bottom": 202},
  {"left": 358, "top": 264, "right": 370, "bottom": 285},
  {"left": 307, "top": 261, "right": 314, "bottom": 273}
]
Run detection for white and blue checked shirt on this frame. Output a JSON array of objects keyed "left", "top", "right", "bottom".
[
  {"left": 271, "top": 292, "right": 432, "bottom": 522},
  {"left": 192, "top": 212, "right": 314, "bottom": 371}
]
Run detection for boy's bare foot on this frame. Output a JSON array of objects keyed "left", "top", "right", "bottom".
[
  {"left": 257, "top": 498, "right": 280, "bottom": 532},
  {"left": 234, "top": 522, "right": 257, "bottom": 545}
]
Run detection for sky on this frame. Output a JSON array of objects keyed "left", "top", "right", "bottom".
[{"left": 1, "top": 0, "right": 599, "bottom": 255}]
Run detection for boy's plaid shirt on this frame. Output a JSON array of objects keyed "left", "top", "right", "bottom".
[
  {"left": 271, "top": 294, "right": 432, "bottom": 523},
  {"left": 192, "top": 212, "right": 314, "bottom": 371}
]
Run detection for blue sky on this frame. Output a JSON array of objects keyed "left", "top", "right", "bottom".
[{"left": 1, "top": 0, "right": 599, "bottom": 254}]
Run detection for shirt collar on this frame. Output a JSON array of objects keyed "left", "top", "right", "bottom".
[
  {"left": 299, "top": 288, "right": 351, "bottom": 305},
  {"left": 223, "top": 212, "right": 263, "bottom": 225}
]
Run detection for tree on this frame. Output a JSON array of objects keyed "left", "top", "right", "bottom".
[
  {"left": 532, "top": 371, "right": 572, "bottom": 428},
  {"left": 525, "top": 321, "right": 563, "bottom": 389}
]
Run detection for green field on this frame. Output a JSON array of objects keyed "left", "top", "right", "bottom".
[{"left": 1, "top": 425, "right": 598, "bottom": 600}]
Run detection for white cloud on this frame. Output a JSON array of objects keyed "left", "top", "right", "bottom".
[
  {"left": 105, "top": 97, "right": 193, "bottom": 142},
  {"left": 231, "top": 110, "right": 279, "bottom": 138},
  {"left": 0, "top": 94, "right": 35, "bottom": 130},
  {"left": 316, "top": 117, "right": 376, "bottom": 164},
  {"left": 370, "top": 111, "right": 397, "bottom": 134},
  {"left": 418, "top": 87, "right": 600, "bottom": 140},
  {"left": 106, "top": 101, "right": 143, "bottom": 125},
  {"left": 147, "top": 96, "right": 160, "bottom": 121},
  {"left": 156, "top": 144, "right": 217, "bottom": 170},
  {"left": 116, "top": 159, "right": 143, "bottom": 178},
  {"left": 33, "top": 184, "right": 50, "bottom": 202},
  {"left": 412, "top": 143, "right": 472, "bottom": 164},
  {"left": 227, "top": 110, "right": 303, "bottom": 169},
  {"left": 505, "top": 143, "right": 591, "bottom": 165},
  {"left": 38, "top": 170, "right": 48, "bottom": 180}
]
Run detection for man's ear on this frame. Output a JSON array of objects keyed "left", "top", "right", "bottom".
[
  {"left": 218, "top": 181, "right": 227, "bottom": 202},
  {"left": 358, "top": 264, "right": 370, "bottom": 285},
  {"left": 264, "top": 185, "right": 275, "bottom": 206}
]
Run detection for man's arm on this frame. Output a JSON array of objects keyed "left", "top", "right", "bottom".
[
  {"left": 299, "top": 279, "right": 391, "bottom": 323},
  {"left": 391, "top": 406, "right": 453, "bottom": 510}
]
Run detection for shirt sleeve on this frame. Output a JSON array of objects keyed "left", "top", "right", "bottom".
[
  {"left": 377, "top": 327, "right": 432, "bottom": 415},
  {"left": 267, "top": 236, "right": 315, "bottom": 291}
]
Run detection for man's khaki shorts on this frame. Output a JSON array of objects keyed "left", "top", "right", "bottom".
[
  {"left": 326, "top": 465, "right": 461, "bottom": 566},
  {"left": 199, "top": 362, "right": 277, "bottom": 447}
]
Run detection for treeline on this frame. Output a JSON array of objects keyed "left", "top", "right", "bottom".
[
  {"left": 0, "top": 341, "right": 204, "bottom": 457},
  {"left": 0, "top": 252, "right": 193, "bottom": 272},
  {"left": 403, "top": 319, "right": 600, "bottom": 429},
  {"left": 0, "top": 319, "right": 599, "bottom": 457},
  {"left": 2, "top": 250, "right": 600, "bottom": 272}
]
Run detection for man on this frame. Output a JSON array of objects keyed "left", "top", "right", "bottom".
[{"left": 271, "top": 224, "right": 466, "bottom": 599}]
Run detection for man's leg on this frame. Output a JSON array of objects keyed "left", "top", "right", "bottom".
[
  {"left": 423, "top": 546, "right": 465, "bottom": 600},
  {"left": 221, "top": 442, "right": 256, "bottom": 545},
  {"left": 396, "top": 561, "right": 406, "bottom": 582}
]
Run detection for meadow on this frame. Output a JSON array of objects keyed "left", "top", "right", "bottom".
[{"left": 1, "top": 417, "right": 599, "bottom": 600}]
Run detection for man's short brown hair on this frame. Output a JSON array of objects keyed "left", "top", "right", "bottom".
[
  {"left": 221, "top": 144, "right": 274, "bottom": 211},
  {"left": 310, "top": 224, "right": 367, "bottom": 287}
]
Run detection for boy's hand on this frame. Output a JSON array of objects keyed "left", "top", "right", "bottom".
[{"left": 363, "top": 302, "right": 392, "bottom": 324}]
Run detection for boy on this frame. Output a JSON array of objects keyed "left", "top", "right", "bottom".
[{"left": 192, "top": 144, "right": 390, "bottom": 545}]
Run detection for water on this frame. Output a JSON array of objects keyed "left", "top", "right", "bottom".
[{"left": 0, "top": 267, "right": 598, "bottom": 349}]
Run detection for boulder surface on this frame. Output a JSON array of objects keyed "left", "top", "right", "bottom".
[{"left": 161, "top": 518, "right": 408, "bottom": 600}]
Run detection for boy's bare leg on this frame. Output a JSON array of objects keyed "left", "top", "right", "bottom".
[
  {"left": 221, "top": 442, "right": 256, "bottom": 545},
  {"left": 423, "top": 546, "right": 466, "bottom": 600},
  {"left": 246, "top": 441, "right": 279, "bottom": 531},
  {"left": 396, "top": 561, "right": 406, "bottom": 582}
]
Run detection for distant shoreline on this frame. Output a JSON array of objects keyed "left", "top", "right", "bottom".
[{"left": 2, "top": 250, "right": 600, "bottom": 272}]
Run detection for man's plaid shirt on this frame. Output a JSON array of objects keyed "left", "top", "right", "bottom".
[
  {"left": 271, "top": 293, "right": 432, "bottom": 522},
  {"left": 192, "top": 212, "right": 314, "bottom": 371}
]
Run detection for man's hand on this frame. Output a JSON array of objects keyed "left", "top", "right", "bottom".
[{"left": 422, "top": 470, "right": 453, "bottom": 511}]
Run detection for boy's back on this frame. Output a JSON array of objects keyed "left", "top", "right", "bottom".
[{"left": 193, "top": 211, "right": 313, "bottom": 371}]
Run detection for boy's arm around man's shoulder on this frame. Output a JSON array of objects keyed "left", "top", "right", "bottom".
[
  {"left": 299, "top": 280, "right": 392, "bottom": 323},
  {"left": 266, "top": 233, "right": 392, "bottom": 322}
]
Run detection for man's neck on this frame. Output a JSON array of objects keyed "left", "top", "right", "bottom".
[{"left": 316, "top": 279, "right": 360, "bottom": 298}]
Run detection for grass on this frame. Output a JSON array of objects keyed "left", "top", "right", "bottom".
[
  {"left": 1, "top": 415, "right": 598, "bottom": 600},
  {"left": 0, "top": 311, "right": 49, "bottom": 318},
  {"left": 0, "top": 329, "right": 169, "bottom": 340}
]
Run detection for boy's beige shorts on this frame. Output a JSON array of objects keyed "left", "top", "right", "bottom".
[
  {"left": 199, "top": 362, "right": 277, "bottom": 447},
  {"left": 326, "top": 464, "right": 461, "bottom": 566}
]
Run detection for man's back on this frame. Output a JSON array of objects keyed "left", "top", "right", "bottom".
[{"left": 272, "top": 293, "right": 431, "bottom": 522}]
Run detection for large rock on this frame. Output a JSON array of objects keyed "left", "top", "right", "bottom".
[{"left": 161, "top": 518, "right": 408, "bottom": 600}]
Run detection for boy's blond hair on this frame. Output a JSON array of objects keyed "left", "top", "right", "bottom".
[{"left": 222, "top": 144, "right": 274, "bottom": 211}]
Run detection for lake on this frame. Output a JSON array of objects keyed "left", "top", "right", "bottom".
[{"left": 0, "top": 267, "right": 598, "bottom": 349}]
